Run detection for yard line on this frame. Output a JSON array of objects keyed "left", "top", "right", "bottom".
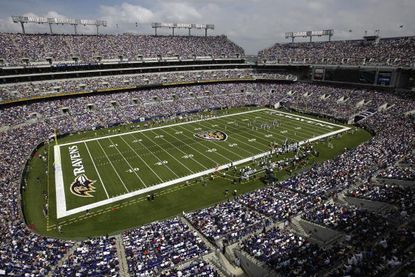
[
  {"left": 266, "top": 108, "right": 347, "bottom": 128},
  {"left": 176, "top": 125, "right": 239, "bottom": 162},
  {"left": 129, "top": 133, "right": 180, "bottom": 178},
  {"left": 140, "top": 131, "right": 195, "bottom": 174},
  {"left": 84, "top": 142, "right": 110, "bottom": 198},
  {"left": 150, "top": 129, "right": 209, "bottom": 170},
  {"left": 56, "top": 125, "right": 351, "bottom": 218},
  {"left": 259, "top": 112, "right": 327, "bottom": 136},
  {"left": 237, "top": 113, "right": 313, "bottom": 143},
  {"left": 107, "top": 137, "right": 147, "bottom": 188},
  {"left": 95, "top": 139, "right": 130, "bottom": 193},
  {"left": 118, "top": 135, "right": 165, "bottom": 183},
  {"left": 59, "top": 108, "right": 268, "bottom": 147},
  {"left": 224, "top": 110, "right": 329, "bottom": 145},
  {"left": 257, "top": 112, "right": 341, "bottom": 141},
  {"left": 195, "top": 119, "right": 267, "bottom": 153},
  {"left": 157, "top": 128, "right": 218, "bottom": 168}
]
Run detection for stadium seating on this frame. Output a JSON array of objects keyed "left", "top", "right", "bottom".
[
  {"left": 258, "top": 37, "right": 415, "bottom": 66},
  {"left": 0, "top": 31, "right": 414, "bottom": 276},
  {"left": 0, "top": 33, "right": 244, "bottom": 66},
  {"left": 0, "top": 69, "right": 295, "bottom": 102}
]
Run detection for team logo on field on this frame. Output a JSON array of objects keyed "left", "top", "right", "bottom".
[
  {"left": 70, "top": 174, "right": 96, "bottom": 198},
  {"left": 194, "top": 130, "right": 228, "bottom": 141}
]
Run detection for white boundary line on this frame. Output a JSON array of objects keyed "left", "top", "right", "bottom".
[
  {"left": 54, "top": 145, "right": 67, "bottom": 218},
  {"left": 55, "top": 108, "right": 350, "bottom": 218}
]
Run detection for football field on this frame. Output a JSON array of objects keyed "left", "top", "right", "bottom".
[{"left": 54, "top": 108, "right": 350, "bottom": 218}]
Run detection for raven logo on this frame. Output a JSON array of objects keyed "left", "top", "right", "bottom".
[
  {"left": 70, "top": 174, "right": 96, "bottom": 198},
  {"left": 194, "top": 130, "right": 228, "bottom": 141}
]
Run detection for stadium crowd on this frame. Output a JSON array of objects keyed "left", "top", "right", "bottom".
[
  {"left": 54, "top": 237, "right": 119, "bottom": 276},
  {"left": 122, "top": 218, "right": 209, "bottom": 276},
  {"left": 0, "top": 33, "right": 244, "bottom": 66},
  {"left": 160, "top": 260, "right": 220, "bottom": 277},
  {"left": 0, "top": 69, "right": 295, "bottom": 102},
  {"left": 377, "top": 166, "right": 415, "bottom": 181},
  {"left": 1, "top": 28, "right": 414, "bottom": 277},
  {"left": 242, "top": 227, "right": 342, "bottom": 276},
  {"left": 259, "top": 36, "right": 415, "bottom": 66},
  {"left": 3, "top": 81, "right": 414, "bottom": 129},
  {"left": 0, "top": 78, "right": 414, "bottom": 275},
  {"left": 346, "top": 183, "right": 415, "bottom": 214}
]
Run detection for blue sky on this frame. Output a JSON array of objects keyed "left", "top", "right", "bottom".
[{"left": 0, "top": 0, "right": 414, "bottom": 54}]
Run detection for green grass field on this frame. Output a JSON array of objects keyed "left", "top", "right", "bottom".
[{"left": 22, "top": 107, "right": 372, "bottom": 239}]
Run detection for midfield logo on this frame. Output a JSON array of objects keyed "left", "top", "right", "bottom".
[
  {"left": 70, "top": 174, "right": 96, "bottom": 198},
  {"left": 194, "top": 130, "right": 228, "bottom": 141}
]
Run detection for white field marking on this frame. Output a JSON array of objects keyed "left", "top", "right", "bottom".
[
  {"left": 266, "top": 109, "right": 346, "bottom": 129},
  {"left": 54, "top": 145, "right": 67, "bottom": 219},
  {"left": 263, "top": 110, "right": 332, "bottom": 135},
  {"left": 137, "top": 132, "right": 181, "bottom": 178},
  {"left": 158, "top": 127, "right": 220, "bottom": 167},
  {"left": 143, "top": 130, "right": 195, "bottom": 174},
  {"left": 154, "top": 129, "right": 208, "bottom": 170},
  {"left": 58, "top": 108, "right": 268, "bottom": 147},
  {"left": 192, "top": 120, "right": 260, "bottom": 156},
  {"left": 177, "top": 124, "right": 244, "bottom": 161},
  {"left": 96, "top": 139, "right": 129, "bottom": 193},
  {"left": 261, "top": 111, "right": 331, "bottom": 136},
  {"left": 261, "top": 112, "right": 345, "bottom": 145},
  {"left": 119, "top": 135, "right": 164, "bottom": 183},
  {"left": 108, "top": 137, "right": 145, "bottom": 189},
  {"left": 84, "top": 142, "right": 110, "bottom": 199},
  {"left": 243, "top": 112, "right": 321, "bottom": 143},
  {"left": 54, "top": 108, "right": 351, "bottom": 218},
  {"left": 155, "top": 160, "right": 168, "bottom": 166},
  {"left": 206, "top": 117, "right": 268, "bottom": 153},
  {"left": 55, "top": 124, "right": 351, "bottom": 218}
]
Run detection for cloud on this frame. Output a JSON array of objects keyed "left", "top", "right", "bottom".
[
  {"left": 157, "top": 2, "right": 202, "bottom": 22},
  {"left": 100, "top": 2, "right": 155, "bottom": 24},
  {"left": 0, "top": 10, "right": 74, "bottom": 33}
]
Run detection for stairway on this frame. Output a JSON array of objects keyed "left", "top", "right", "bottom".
[
  {"left": 114, "top": 235, "right": 130, "bottom": 277},
  {"left": 48, "top": 242, "right": 81, "bottom": 276}
]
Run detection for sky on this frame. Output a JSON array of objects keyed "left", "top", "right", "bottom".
[{"left": 0, "top": 0, "right": 414, "bottom": 54}]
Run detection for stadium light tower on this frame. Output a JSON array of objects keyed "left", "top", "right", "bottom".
[
  {"left": 152, "top": 22, "right": 214, "bottom": 37},
  {"left": 11, "top": 16, "right": 107, "bottom": 35},
  {"left": 12, "top": 16, "right": 28, "bottom": 34},
  {"left": 285, "top": 29, "right": 334, "bottom": 42}
]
